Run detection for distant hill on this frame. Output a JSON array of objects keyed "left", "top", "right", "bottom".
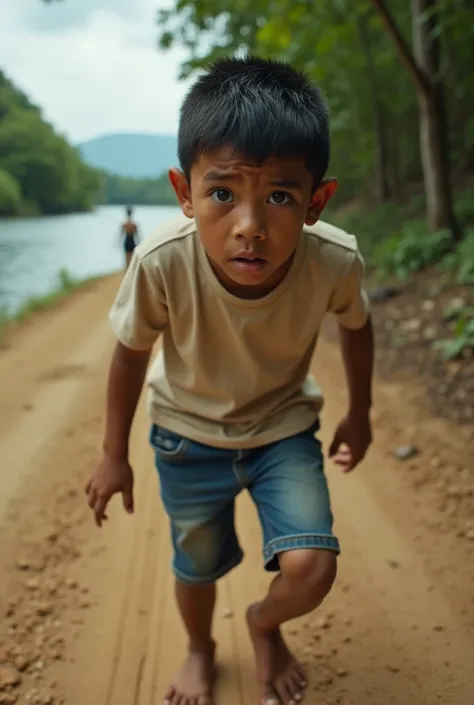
[{"left": 78, "top": 133, "right": 179, "bottom": 178}]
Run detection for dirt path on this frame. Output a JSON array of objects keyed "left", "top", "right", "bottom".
[{"left": 0, "top": 274, "right": 473, "bottom": 705}]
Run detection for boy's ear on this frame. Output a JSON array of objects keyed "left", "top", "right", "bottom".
[
  {"left": 168, "top": 168, "right": 194, "bottom": 218},
  {"left": 305, "top": 178, "right": 338, "bottom": 225}
]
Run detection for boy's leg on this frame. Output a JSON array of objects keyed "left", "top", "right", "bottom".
[
  {"left": 166, "top": 581, "right": 216, "bottom": 705},
  {"left": 247, "top": 549, "right": 337, "bottom": 705},
  {"left": 247, "top": 425, "right": 340, "bottom": 705},
  {"left": 150, "top": 425, "right": 244, "bottom": 705}
]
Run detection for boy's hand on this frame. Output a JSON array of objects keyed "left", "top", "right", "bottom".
[
  {"left": 85, "top": 455, "right": 134, "bottom": 527},
  {"left": 328, "top": 411, "right": 372, "bottom": 473}
]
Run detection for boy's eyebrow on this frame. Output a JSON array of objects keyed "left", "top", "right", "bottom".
[
  {"left": 269, "top": 179, "right": 304, "bottom": 189},
  {"left": 202, "top": 171, "right": 304, "bottom": 189},
  {"left": 203, "top": 170, "right": 237, "bottom": 182}
]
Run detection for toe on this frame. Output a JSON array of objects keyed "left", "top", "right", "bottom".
[
  {"left": 288, "top": 672, "right": 303, "bottom": 700},
  {"left": 262, "top": 688, "right": 280, "bottom": 705},
  {"left": 164, "top": 688, "right": 175, "bottom": 705},
  {"left": 276, "top": 682, "right": 295, "bottom": 705},
  {"left": 295, "top": 664, "right": 306, "bottom": 688}
]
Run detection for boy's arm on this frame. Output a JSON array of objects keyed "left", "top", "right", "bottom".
[
  {"left": 86, "top": 342, "right": 151, "bottom": 527},
  {"left": 339, "top": 317, "right": 373, "bottom": 416},
  {"left": 103, "top": 342, "right": 151, "bottom": 460},
  {"left": 327, "top": 249, "right": 374, "bottom": 472},
  {"left": 328, "top": 318, "right": 373, "bottom": 472},
  {"left": 86, "top": 252, "right": 167, "bottom": 526}
]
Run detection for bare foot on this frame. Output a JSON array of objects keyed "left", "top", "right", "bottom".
[
  {"left": 247, "top": 604, "right": 307, "bottom": 705},
  {"left": 164, "top": 642, "right": 216, "bottom": 705}
]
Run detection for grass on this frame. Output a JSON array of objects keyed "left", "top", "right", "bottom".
[
  {"left": 330, "top": 188, "right": 474, "bottom": 279},
  {"left": 330, "top": 187, "right": 474, "bottom": 360},
  {"left": 0, "top": 268, "right": 102, "bottom": 344}
]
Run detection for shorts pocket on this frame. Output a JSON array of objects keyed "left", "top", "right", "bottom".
[{"left": 150, "top": 425, "right": 189, "bottom": 462}]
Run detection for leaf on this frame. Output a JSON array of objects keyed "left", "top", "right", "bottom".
[{"left": 438, "top": 338, "right": 467, "bottom": 361}]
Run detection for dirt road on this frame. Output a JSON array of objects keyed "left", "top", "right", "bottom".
[{"left": 0, "top": 274, "right": 473, "bottom": 705}]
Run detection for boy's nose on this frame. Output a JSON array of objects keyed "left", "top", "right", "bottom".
[{"left": 232, "top": 206, "right": 266, "bottom": 241}]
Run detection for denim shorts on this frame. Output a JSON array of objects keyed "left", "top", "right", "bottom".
[{"left": 150, "top": 422, "right": 340, "bottom": 584}]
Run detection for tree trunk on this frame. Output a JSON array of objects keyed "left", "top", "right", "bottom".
[
  {"left": 357, "top": 13, "right": 391, "bottom": 203},
  {"left": 417, "top": 89, "right": 458, "bottom": 237},
  {"left": 370, "top": 0, "right": 462, "bottom": 242},
  {"left": 412, "top": 0, "right": 461, "bottom": 240}
]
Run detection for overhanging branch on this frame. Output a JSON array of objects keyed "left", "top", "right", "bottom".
[{"left": 369, "top": 0, "right": 429, "bottom": 96}]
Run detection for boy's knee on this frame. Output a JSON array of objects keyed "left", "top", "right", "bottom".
[{"left": 280, "top": 548, "right": 337, "bottom": 602}]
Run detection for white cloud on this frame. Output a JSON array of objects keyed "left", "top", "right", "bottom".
[{"left": 0, "top": 0, "right": 192, "bottom": 142}]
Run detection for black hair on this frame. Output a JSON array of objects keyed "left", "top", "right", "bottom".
[
  {"left": 126, "top": 206, "right": 133, "bottom": 217},
  {"left": 178, "top": 56, "right": 330, "bottom": 186}
]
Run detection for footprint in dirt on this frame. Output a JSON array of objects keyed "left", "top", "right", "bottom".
[{"left": 38, "top": 364, "right": 88, "bottom": 382}]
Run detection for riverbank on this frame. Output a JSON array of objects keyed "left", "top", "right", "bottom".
[
  {"left": 0, "top": 268, "right": 113, "bottom": 345},
  {"left": 0, "top": 204, "right": 179, "bottom": 315}
]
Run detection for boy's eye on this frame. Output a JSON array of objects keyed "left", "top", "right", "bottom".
[
  {"left": 268, "top": 191, "right": 292, "bottom": 205},
  {"left": 211, "top": 188, "right": 234, "bottom": 203}
]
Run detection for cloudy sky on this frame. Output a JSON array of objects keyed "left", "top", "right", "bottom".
[{"left": 0, "top": 0, "right": 192, "bottom": 143}]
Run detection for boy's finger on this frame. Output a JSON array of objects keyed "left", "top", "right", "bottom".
[
  {"left": 333, "top": 457, "right": 347, "bottom": 467},
  {"left": 332, "top": 448, "right": 351, "bottom": 462},
  {"left": 332, "top": 449, "right": 353, "bottom": 471},
  {"left": 85, "top": 480, "right": 91, "bottom": 495},
  {"left": 328, "top": 435, "right": 341, "bottom": 457},
  {"left": 94, "top": 496, "right": 108, "bottom": 527},
  {"left": 87, "top": 488, "right": 97, "bottom": 509},
  {"left": 122, "top": 487, "right": 134, "bottom": 514}
]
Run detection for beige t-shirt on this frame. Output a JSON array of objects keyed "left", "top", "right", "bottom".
[{"left": 109, "top": 213, "right": 369, "bottom": 449}]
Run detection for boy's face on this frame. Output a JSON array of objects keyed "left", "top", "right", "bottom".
[{"left": 169, "top": 145, "right": 337, "bottom": 298}]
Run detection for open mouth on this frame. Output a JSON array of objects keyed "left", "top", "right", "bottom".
[
  {"left": 232, "top": 256, "right": 267, "bottom": 264},
  {"left": 230, "top": 256, "right": 268, "bottom": 276}
]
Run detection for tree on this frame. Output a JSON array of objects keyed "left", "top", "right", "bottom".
[
  {"left": 157, "top": 1, "right": 421, "bottom": 204},
  {"left": 97, "top": 172, "right": 177, "bottom": 206},
  {"left": 0, "top": 169, "right": 22, "bottom": 215},
  {"left": 0, "top": 70, "right": 101, "bottom": 215},
  {"left": 370, "top": 0, "right": 460, "bottom": 241},
  {"left": 357, "top": 12, "right": 391, "bottom": 203},
  {"left": 157, "top": 0, "right": 474, "bottom": 240}
]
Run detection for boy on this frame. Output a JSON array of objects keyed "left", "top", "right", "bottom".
[
  {"left": 86, "top": 57, "right": 373, "bottom": 705},
  {"left": 120, "top": 206, "right": 140, "bottom": 269}
]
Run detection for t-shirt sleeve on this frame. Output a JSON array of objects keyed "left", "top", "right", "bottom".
[
  {"left": 108, "top": 251, "right": 168, "bottom": 350},
  {"left": 328, "top": 249, "right": 369, "bottom": 329}
]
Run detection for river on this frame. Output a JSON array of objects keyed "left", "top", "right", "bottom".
[{"left": 0, "top": 205, "right": 180, "bottom": 314}]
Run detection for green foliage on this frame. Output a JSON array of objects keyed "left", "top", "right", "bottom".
[
  {"left": 57, "top": 267, "right": 76, "bottom": 292},
  {"left": 156, "top": 0, "right": 474, "bottom": 211},
  {"left": 0, "top": 70, "right": 101, "bottom": 216},
  {"left": 330, "top": 188, "right": 474, "bottom": 281},
  {"left": 440, "top": 230, "right": 474, "bottom": 285},
  {"left": 97, "top": 172, "right": 177, "bottom": 207},
  {"left": 435, "top": 305, "right": 474, "bottom": 360},
  {"left": 372, "top": 227, "right": 452, "bottom": 280},
  {"left": 456, "top": 190, "right": 474, "bottom": 226},
  {"left": 0, "top": 168, "right": 22, "bottom": 215},
  {"left": 0, "top": 305, "right": 8, "bottom": 343}
]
